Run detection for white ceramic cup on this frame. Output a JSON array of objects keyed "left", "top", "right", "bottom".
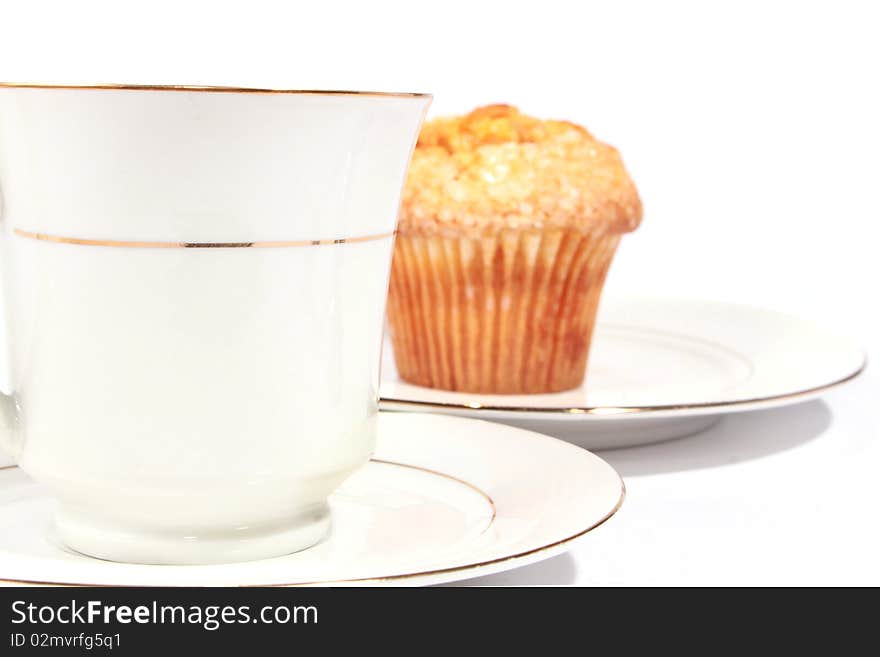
[{"left": 0, "top": 84, "right": 429, "bottom": 564}]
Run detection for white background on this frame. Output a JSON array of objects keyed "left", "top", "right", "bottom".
[{"left": 1, "top": 0, "right": 878, "bottom": 584}]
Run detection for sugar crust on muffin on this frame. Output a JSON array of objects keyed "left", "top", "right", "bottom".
[{"left": 398, "top": 104, "right": 643, "bottom": 237}]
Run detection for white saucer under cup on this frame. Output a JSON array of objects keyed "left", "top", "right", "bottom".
[
  {"left": 380, "top": 298, "right": 866, "bottom": 449},
  {"left": 0, "top": 413, "right": 624, "bottom": 586}
]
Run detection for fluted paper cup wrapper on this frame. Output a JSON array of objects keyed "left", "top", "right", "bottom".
[{"left": 386, "top": 228, "right": 620, "bottom": 394}]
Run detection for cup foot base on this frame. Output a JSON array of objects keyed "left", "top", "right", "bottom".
[{"left": 55, "top": 502, "right": 331, "bottom": 565}]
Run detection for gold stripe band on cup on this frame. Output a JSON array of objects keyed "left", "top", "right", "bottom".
[{"left": 13, "top": 228, "right": 396, "bottom": 249}]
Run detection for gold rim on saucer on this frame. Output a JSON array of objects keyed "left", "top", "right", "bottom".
[{"left": 380, "top": 358, "right": 867, "bottom": 417}]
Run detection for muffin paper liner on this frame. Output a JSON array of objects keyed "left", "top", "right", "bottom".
[{"left": 386, "top": 228, "right": 620, "bottom": 394}]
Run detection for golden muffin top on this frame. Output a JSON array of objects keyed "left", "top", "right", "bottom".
[{"left": 398, "top": 104, "right": 642, "bottom": 237}]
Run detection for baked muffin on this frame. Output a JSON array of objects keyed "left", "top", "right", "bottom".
[{"left": 387, "top": 104, "right": 642, "bottom": 394}]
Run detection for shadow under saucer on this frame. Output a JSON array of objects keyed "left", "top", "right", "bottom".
[
  {"left": 441, "top": 551, "right": 578, "bottom": 586},
  {"left": 598, "top": 399, "right": 832, "bottom": 477}
]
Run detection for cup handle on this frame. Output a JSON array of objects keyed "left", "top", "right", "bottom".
[
  {"left": 0, "top": 392, "right": 17, "bottom": 462},
  {"left": 0, "top": 213, "right": 19, "bottom": 462}
]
